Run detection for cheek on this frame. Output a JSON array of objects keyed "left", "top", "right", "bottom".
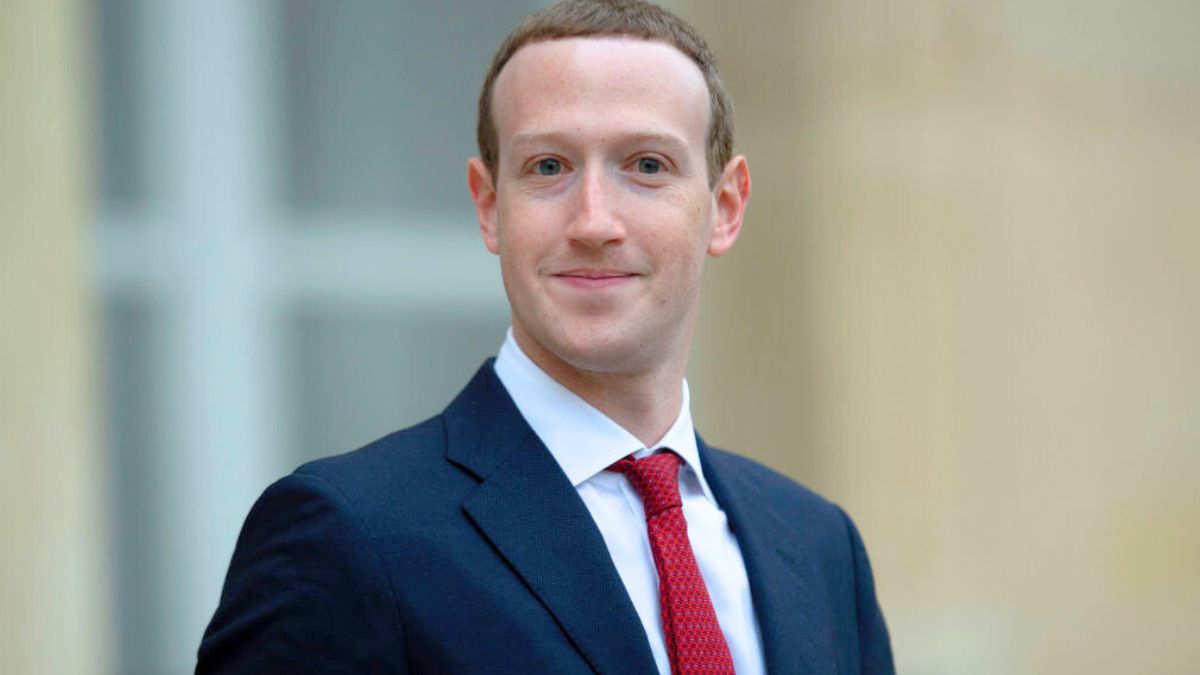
[
  {"left": 497, "top": 194, "right": 557, "bottom": 242},
  {"left": 495, "top": 203, "right": 534, "bottom": 253},
  {"left": 496, "top": 208, "right": 555, "bottom": 281},
  {"left": 648, "top": 211, "right": 711, "bottom": 267}
]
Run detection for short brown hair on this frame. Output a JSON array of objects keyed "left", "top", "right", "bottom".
[{"left": 476, "top": 0, "right": 734, "bottom": 186}]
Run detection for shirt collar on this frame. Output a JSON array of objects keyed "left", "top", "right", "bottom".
[{"left": 493, "top": 328, "right": 715, "bottom": 503}]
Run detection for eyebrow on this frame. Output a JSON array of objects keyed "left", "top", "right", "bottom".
[{"left": 509, "top": 130, "right": 692, "bottom": 153}]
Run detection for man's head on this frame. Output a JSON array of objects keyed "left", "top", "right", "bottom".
[
  {"left": 467, "top": 0, "right": 751, "bottom": 381},
  {"left": 476, "top": 0, "right": 734, "bottom": 187}
]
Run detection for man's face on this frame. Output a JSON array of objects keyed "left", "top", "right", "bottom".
[{"left": 469, "top": 37, "right": 748, "bottom": 377}]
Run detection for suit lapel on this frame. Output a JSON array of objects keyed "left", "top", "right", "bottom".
[
  {"left": 445, "top": 362, "right": 657, "bottom": 675},
  {"left": 699, "top": 439, "right": 840, "bottom": 673}
]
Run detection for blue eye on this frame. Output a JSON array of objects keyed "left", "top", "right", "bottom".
[
  {"left": 535, "top": 158, "right": 563, "bottom": 176},
  {"left": 636, "top": 157, "right": 662, "bottom": 174}
]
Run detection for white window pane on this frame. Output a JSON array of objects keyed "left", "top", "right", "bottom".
[{"left": 279, "top": 0, "right": 545, "bottom": 216}]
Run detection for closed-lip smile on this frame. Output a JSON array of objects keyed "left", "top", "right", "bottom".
[{"left": 552, "top": 268, "right": 639, "bottom": 289}]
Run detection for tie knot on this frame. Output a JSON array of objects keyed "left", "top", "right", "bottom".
[{"left": 609, "top": 451, "right": 683, "bottom": 517}]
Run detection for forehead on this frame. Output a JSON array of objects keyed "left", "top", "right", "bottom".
[{"left": 490, "top": 36, "right": 710, "bottom": 152}]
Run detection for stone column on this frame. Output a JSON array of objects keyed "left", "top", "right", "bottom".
[{"left": 0, "top": 1, "right": 112, "bottom": 673}]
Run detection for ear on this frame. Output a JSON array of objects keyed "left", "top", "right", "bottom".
[
  {"left": 468, "top": 157, "right": 500, "bottom": 255},
  {"left": 707, "top": 155, "right": 751, "bottom": 258}
]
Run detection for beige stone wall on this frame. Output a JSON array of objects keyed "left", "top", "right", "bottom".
[
  {"left": 681, "top": 1, "right": 1200, "bottom": 672},
  {"left": 0, "top": 1, "right": 112, "bottom": 673}
]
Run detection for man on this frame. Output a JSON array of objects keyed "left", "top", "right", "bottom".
[{"left": 197, "top": 1, "right": 893, "bottom": 673}]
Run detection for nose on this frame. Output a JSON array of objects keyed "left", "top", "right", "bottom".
[{"left": 567, "top": 165, "right": 625, "bottom": 249}]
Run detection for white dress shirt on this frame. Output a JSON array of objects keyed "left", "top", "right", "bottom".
[{"left": 493, "top": 329, "right": 766, "bottom": 675}]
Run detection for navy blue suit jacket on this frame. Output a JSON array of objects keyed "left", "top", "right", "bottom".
[{"left": 197, "top": 361, "right": 894, "bottom": 673}]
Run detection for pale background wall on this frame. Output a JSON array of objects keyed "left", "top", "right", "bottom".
[{"left": 2, "top": 1, "right": 1197, "bottom": 673}]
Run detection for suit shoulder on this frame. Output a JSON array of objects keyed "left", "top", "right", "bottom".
[
  {"left": 200, "top": 464, "right": 407, "bottom": 670},
  {"left": 294, "top": 414, "right": 446, "bottom": 483},
  {"left": 703, "top": 444, "right": 845, "bottom": 523},
  {"left": 703, "top": 445, "right": 895, "bottom": 670},
  {"left": 285, "top": 414, "right": 469, "bottom": 520}
]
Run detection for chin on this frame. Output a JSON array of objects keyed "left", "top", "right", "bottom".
[
  {"left": 554, "top": 331, "right": 638, "bottom": 373},
  {"left": 531, "top": 321, "right": 651, "bottom": 376},
  {"left": 562, "top": 345, "right": 645, "bottom": 376}
]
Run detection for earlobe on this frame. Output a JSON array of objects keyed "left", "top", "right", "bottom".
[
  {"left": 707, "top": 156, "right": 751, "bottom": 258},
  {"left": 468, "top": 158, "right": 500, "bottom": 255}
]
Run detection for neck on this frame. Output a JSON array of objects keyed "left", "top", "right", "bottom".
[{"left": 513, "top": 327, "right": 688, "bottom": 447}]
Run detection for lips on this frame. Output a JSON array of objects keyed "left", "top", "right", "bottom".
[{"left": 551, "top": 268, "right": 639, "bottom": 290}]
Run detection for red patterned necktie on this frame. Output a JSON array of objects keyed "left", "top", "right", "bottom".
[{"left": 610, "top": 451, "right": 736, "bottom": 675}]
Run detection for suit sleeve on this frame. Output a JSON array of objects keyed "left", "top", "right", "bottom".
[
  {"left": 838, "top": 507, "right": 895, "bottom": 675},
  {"left": 196, "top": 472, "right": 408, "bottom": 674}
]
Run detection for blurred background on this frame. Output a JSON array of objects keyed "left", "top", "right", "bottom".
[{"left": 2, "top": 0, "right": 1197, "bottom": 673}]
